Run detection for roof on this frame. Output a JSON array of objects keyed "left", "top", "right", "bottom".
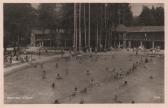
[
  {"left": 32, "top": 29, "right": 65, "bottom": 34},
  {"left": 115, "top": 24, "right": 164, "bottom": 33},
  {"left": 115, "top": 24, "right": 127, "bottom": 32},
  {"left": 31, "top": 29, "right": 51, "bottom": 34},
  {"left": 126, "top": 26, "right": 164, "bottom": 32}
]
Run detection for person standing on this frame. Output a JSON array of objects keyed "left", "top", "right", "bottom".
[{"left": 136, "top": 48, "right": 138, "bottom": 56}]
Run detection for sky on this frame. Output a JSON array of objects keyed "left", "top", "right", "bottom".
[
  {"left": 31, "top": 3, "right": 164, "bottom": 16},
  {"left": 130, "top": 3, "right": 163, "bottom": 16}
]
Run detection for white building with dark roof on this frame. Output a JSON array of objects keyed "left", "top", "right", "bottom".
[
  {"left": 113, "top": 25, "right": 164, "bottom": 49},
  {"left": 30, "top": 25, "right": 164, "bottom": 50}
]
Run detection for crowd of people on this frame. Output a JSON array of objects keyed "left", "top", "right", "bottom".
[{"left": 4, "top": 54, "right": 32, "bottom": 65}]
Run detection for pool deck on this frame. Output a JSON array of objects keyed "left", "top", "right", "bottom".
[
  {"left": 4, "top": 50, "right": 164, "bottom": 76},
  {"left": 4, "top": 54, "right": 69, "bottom": 76}
]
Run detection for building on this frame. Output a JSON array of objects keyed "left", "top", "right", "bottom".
[
  {"left": 114, "top": 25, "right": 164, "bottom": 49},
  {"left": 31, "top": 29, "right": 65, "bottom": 47},
  {"left": 30, "top": 25, "right": 164, "bottom": 50}
]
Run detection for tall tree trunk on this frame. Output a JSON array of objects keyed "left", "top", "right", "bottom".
[
  {"left": 42, "top": 29, "right": 45, "bottom": 47},
  {"left": 79, "top": 3, "right": 81, "bottom": 51},
  {"left": 75, "top": 4, "right": 78, "bottom": 51},
  {"left": 88, "top": 3, "right": 91, "bottom": 50},
  {"left": 99, "top": 6, "right": 103, "bottom": 50},
  {"left": 73, "top": 3, "right": 76, "bottom": 51},
  {"left": 118, "top": 7, "right": 121, "bottom": 25},
  {"left": 74, "top": 3, "right": 78, "bottom": 51},
  {"left": 96, "top": 22, "right": 99, "bottom": 49},
  {"left": 104, "top": 4, "right": 107, "bottom": 49},
  {"left": 84, "top": 4, "right": 87, "bottom": 49}
]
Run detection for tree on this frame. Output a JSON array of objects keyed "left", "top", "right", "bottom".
[
  {"left": 38, "top": 4, "right": 56, "bottom": 29},
  {"left": 138, "top": 6, "right": 164, "bottom": 26},
  {"left": 102, "top": 3, "right": 133, "bottom": 48},
  {"left": 38, "top": 3, "right": 63, "bottom": 47},
  {"left": 61, "top": 3, "right": 134, "bottom": 51},
  {"left": 4, "top": 3, "right": 36, "bottom": 49},
  {"left": 139, "top": 6, "right": 155, "bottom": 26},
  {"left": 61, "top": 3, "right": 74, "bottom": 49},
  {"left": 154, "top": 7, "right": 164, "bottom": 25}
]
